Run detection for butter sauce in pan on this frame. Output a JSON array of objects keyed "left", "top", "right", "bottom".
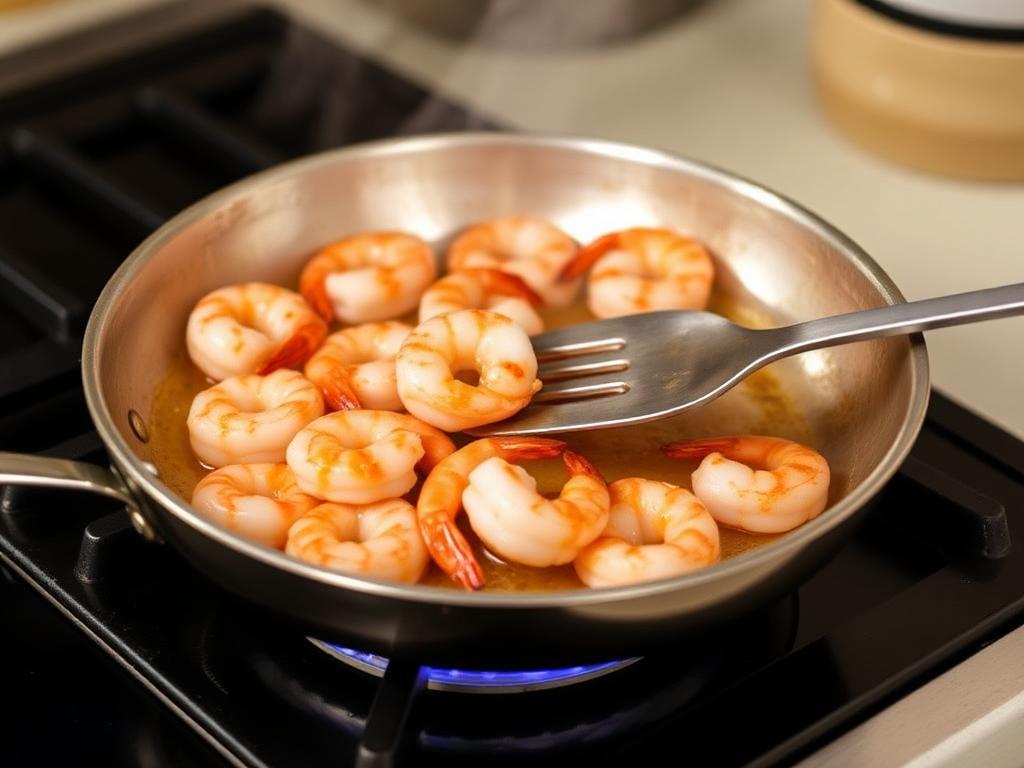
[{"left": 150, "top": 287, "right": 811, "bottom": 591}]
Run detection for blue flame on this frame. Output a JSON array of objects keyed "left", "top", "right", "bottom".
[{"left": 327, "top": 644, "right": 627, "bottom": 689}]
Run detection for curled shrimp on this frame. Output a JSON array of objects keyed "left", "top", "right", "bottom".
[
  {"left": 299, "top": 232, "right": 436, "bottom": 324},
  {"left": 286, "top": 499, "right": 428, "bottom": 584},
  {"left": 574, "top": 478, "right": 720, "bottom": 588},
  {"left": 395, "top": 309, "right": 541, "bottom": 432},
  {"left": 304, "top": 321, "right": 412, "bottom": 412},
  {"left": 418, "top": 268, "right": 544, "bottom": 336},
  {"left": 417, "top": 436, "right": 568, "bottom": 590},
  {"left": 561, "top": 227, "right": 714, "bottom": 318},
  {"left": 662, "top": 436, "right": 830, "bottom": 533},
  {"left": 186, "top": 282, "right": 327, "bottom": 381},
  {"left": 191, "top": 463, "right": 319, "bottom": 548},
  {"left": 464, "top": 449, "right": 610, "bottom": 569},
  {"left": 187, "top": 369, "right": 324, "bottom": 468},
  {"left": 447, "top": 216, "right": 580, "bottom": 307},
  {"left": 285, "top": 410, "right": 455, "bottom": 505}
]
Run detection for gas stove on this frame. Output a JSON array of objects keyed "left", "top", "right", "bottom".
[{"left": 2, "top": 6, "right": 1024, "bottom": 767}]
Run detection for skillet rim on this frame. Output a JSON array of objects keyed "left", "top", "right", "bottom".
[{"left": 82, "top": 131, "right": 930, "bottom": 608}]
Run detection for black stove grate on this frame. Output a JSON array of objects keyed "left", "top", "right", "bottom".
[
  {"left": 0, "top": 5, "right": 490, "bottom": 402},
  {"left": 2, "top": 6, "right": 1024, "bottom": 768}
]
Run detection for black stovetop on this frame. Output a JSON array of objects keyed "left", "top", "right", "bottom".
[{"left": 2, "top": 7, "right": 1024, "bottom": 768}]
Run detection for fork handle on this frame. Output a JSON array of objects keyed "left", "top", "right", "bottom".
[{"left": 774, "top": 282, "right": 1024, "bottom": 357}]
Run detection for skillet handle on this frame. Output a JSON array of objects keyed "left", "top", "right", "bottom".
[{"left": 0, "top": 452, "right": 138, "bottom": 514}]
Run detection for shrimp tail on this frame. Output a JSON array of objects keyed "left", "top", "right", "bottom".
[
  {"left": 420, "top": 517, "right": 485, "bottom": 590},
  {"left": 661, "top": 437, "right": 742, "bottom": 460},
  {"left": 563, "top": 450, "right": 604, "bottom": 482},
  {"left": 299, "top": 268, "right": 335, "bottom": 322},
  {"left": 559, "top": 233, "right": 620, "bottom": 281},
  {"left": 469, "top": 268, "right": 544, "bottom": 307},
  {"left": 320, "top": 368, "right": 362, "bottom": 411},
  {"left": 258, "top": 321, "right": 327, "bottom": 375},
  {"left": 493, "top": 436, "right": 566, "bottom": 461},
  {"left": 415, "top": 432, "right": 458, "bottom": 472}
]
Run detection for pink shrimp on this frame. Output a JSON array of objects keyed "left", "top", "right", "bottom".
[
  {"left": 662, "top": 435, "right": 830, "bottom": 533},
  {"left": 416, "top": 437, "right": 568, "bottom": 590},
  {"left": 447, "top": 216, "right": 579, "bottom": 307},
  {"left": 186, "top": 283, "right": 326, "bottom": 381},
  {"left": 299, "top": 232, "right": 436, "bottom": 324},
  {"left": 418, "top": 267, "right": 544, "bottom": 335},
  {"left": 561, "top": 227, "right": 714, "bottom": 318}
]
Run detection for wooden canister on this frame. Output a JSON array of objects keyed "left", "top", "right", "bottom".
[{"left": 811, "top": 0, "right": 1024, "bottom": 180}]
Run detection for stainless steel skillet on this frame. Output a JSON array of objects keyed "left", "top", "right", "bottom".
[{"left": 0, "top": 133, "right": 928, "bottom": 667}]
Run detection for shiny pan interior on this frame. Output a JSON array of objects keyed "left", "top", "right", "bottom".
[{"left": 82, "top": 133, "right": 928, "bottom": 662}]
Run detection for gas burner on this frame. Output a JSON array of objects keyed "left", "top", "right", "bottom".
[{"left": 309, "top": 639, "right": 639, "bottom": 692}]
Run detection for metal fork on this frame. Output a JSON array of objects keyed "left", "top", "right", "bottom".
[{"left": 470, "top": 283, "right": 1024, "bottom": 436}]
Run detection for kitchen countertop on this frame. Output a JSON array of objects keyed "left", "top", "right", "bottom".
[{"left": 3, "top": 0, "right": 1022, "bottom": 438}]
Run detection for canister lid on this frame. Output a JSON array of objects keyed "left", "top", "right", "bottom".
[
  {"left": 880, "top": 0, "right": 1024, "bottom": 26},
  {"left": 860, "top": 0, "right": 1024, "bottom": 38}
]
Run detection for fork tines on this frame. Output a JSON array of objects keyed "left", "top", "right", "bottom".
[{"left": 532, "top": 328, "right": 630, "bottom": 403}]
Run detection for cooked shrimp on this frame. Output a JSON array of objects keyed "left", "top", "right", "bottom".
[
  {"left": 574, "top": 478, "right": 720, "bottom": 588},
  {"left": 299, "top": 232, "right": 436, "bottom": 324},
  {"left": 286, "top": 499, "right": 428, "bottom": 584},
  {"left": 286, "top": 410, "right": 455, "bottom": 505},
  {"left": 662, "top": 436, "right": 830, "bottom": 533},
  {"left": 395, "top": 309, "right": 541, "bottom": 431},
  {"left": 418, "top": 268, "right": 544, "bottom": 336},
  {"left": 447, "top": 216, "right": 579, "bottom": 307},
  {"left": 186, "top": 282, "right": 327, "bottom": 381},
  {"left": 561, "top": 227, "right": 714, "bottom": 318},
  {"left": 304, "top": 321, "right": 412, "bottom": 412},
  {"left": 191, "top": 463, "right": 318, "bottom": 548},
  {"left": 187, "top": 370, "right": 324, "bottom": 468},
  {"left": 417, "top": 436, "right": 567, "bottom": 590},
  {"left": 464, "top": 450, "right": 610, "bottom": 569}
]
